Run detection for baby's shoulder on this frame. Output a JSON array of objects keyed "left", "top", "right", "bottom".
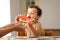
[
  {"left": 34, "top": 22, "right": 41, "bottom": 27},
  {"left": 36, "top": 22, "right": 41, "bottom": 25}
]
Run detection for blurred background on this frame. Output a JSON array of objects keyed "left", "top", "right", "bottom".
[{"left": 0, "top": 0, "right": 60, "bottom": 37}]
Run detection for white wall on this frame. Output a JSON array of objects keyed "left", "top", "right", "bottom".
[
  {"left": 10, "top": 0, "right": 21, "bottom": 22},
  {"left": 10, "top": 0, "right": 26, "bottom": 37},
  {"left": 39, "top": 0, "right": 60, "bottom": 29},
  {"left": 10, "top": 0, "right": 21, "bottom": 37},
  {"left": 0, "top": 0, "right": 11, "bottom": 37},
  {"left": 20, "top": 0, "right": 26, "bottom": 15}
]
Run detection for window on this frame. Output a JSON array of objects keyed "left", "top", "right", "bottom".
[{"left": 0, "top": 0, "right": 11, "bottom": 37}]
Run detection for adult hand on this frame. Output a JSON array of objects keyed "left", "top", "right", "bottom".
[{"left": 13, "top": 23, "right": 25, "bottom": 31}]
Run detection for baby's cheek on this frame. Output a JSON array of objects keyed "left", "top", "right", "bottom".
[{"left": 31, "top": 15, "right": 35, "bottom": 18}]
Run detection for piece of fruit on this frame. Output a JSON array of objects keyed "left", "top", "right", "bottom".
[{"left": 18, "top": 15, "right": 35, "bottom": 24}]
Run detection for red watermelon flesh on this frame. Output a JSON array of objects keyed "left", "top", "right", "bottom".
[{"left": 18, "top": 15, "right": 34, "bottom": 23}]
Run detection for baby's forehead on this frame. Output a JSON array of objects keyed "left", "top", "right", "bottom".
[
  {"left": 27, "top": 8, "right": 37, "bottom": 12},
  {"left": 28, "top": 8, "right": 37, "bottom": 10}
]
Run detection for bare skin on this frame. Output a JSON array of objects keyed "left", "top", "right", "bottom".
[
  {"left": 0, "top": 23, "right": 25, "bottom": 37},
  {"left": 16, "top": 8, "right": 45, "bottom": 36},
  {"left": 24, "top": 22, "right": 41, "bottom": 36},
  {"left": 26, "top": 8, "right": 45, "bottom": 36}
]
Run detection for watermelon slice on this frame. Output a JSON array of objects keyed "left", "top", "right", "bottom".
[{"left": 18, "top": 15, "right": 35, "bottom": 24}]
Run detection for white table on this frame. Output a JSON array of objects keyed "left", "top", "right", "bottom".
[{"left": 0, "top": 36, "right": 60, "bottom": 40}]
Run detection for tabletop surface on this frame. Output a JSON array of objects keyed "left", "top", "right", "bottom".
[{"left": 0, "top": 36, "right": 60, "bottom": 40}]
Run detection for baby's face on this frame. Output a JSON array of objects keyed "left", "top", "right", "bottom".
[{"left": 27, "top": 8, "right": 39, "bottom": 19}]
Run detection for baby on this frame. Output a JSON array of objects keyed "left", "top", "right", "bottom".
[{"left": 16, "top": 5, "right": 45, "bottom": 37}]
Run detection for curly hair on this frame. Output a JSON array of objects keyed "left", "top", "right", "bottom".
[{"left": 28, "top": 5, "right": 42, "bottom": 17}]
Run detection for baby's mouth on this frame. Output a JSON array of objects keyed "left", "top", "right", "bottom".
[{"left": 28, "top": 16, "right": 31, "bottom": 18}]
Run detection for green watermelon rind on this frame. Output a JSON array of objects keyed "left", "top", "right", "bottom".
[
  {"left": 31, "top": 19, "right": 36, "bottom": 23},
  {"left": 19, "top": 19, "right": 36, "bottom": 24},
  {"left": 19, "top": 18, "right": 25, "bottom": 24},
  {"left": 18, "top": 16, "right": 36, "bottom": 23}
]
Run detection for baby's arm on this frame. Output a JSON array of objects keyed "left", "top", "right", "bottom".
[
  {"left": 36, "top": 23, "right": 45, "bottom": 36},
  {"left": 26, "top": 23, "right": 42, "bottom": 36}
]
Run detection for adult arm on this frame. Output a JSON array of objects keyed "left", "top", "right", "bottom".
[{"left": 0, "top": 23, "right": 25, "bottom": 37}]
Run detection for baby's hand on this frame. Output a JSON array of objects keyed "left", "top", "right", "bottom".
[
  {"left": 24, "top": 22, "right": 33, "bottom": 29},
  {"left": 15, "top": 14, "right": 22, "bottom": 23}
]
